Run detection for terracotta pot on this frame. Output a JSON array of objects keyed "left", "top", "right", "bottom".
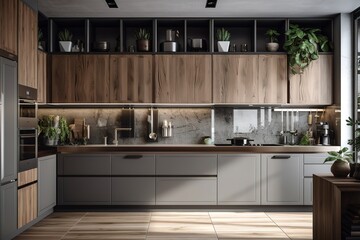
[
  {"left": 136, "top": 39, "right": 150, "bottom": 52},
  {"left": 331, "top": 160, "right": 350, "bottom": 178}
]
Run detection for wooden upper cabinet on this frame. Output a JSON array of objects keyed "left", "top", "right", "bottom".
[
  {"left": 18, "top": 0, "right": 37, "bottom": 88},
  {"left": 37, "top": 50, "right": 47, "bottom": 103},
  {"left": 0, "top": 0, "right": 18, "bottom": 56},
  {"left": 155, "top": 55, "right": 212, "bottom": 103},
  {"left": 76, "top": 55, "right": 110, "bottom": 103},
  {"left": 213, "top": 55, "right": 259, "bottom": 103},
  {"left": 51, "top": 55, "right": 110, "bottom": 103},
  {"left": 289, "top": 54, "right": 333, "bottom": 105},
  {"left": 258, "top": 55, "right": 287, "bottom": 104},
  {"left": 51, "top": 55, "right": 76, "bottom": 103},
  {"left": 110, "top": 55, "right": 153, "bottom": 103}
]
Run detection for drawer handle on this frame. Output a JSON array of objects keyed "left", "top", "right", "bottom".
[
  {"left": 123, "top": 155, "right": 143, "bottom": 159},
  {"left": 271, "top": 155, "right": 291, "bottom": 159}
]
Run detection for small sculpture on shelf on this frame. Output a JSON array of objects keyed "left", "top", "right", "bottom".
[
  {"left": 216, "top": 28, "right": 230, "bottom": 52},
  {"left": 135, "top": 28, "right": 151, "bottom": 52},
  {"left": 58, "top": 28, "right": 73, "bottom": 52},
  {"left": 265, "top": 28, "right": 280, "bottom": 52}
]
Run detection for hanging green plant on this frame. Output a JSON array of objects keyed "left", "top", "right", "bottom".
[{"left": 284, "top": 24, "right": 332, "bottom": 74}]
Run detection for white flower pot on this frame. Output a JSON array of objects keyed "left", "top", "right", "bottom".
[
  {"left": 59, "top": 41, "right": 72, "bottom": 52},
  {"left": 217, "top": 41, "right": 230, "bottom": 52},
  {"left": 266, "top": 42, "right": 279, "bottom": 52}
]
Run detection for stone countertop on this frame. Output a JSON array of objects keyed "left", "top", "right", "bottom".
[{"left": 57, "top": 144, "right": 340, "bottom": 153}]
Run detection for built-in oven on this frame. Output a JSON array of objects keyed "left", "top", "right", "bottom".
[{"left": 18, "top": 84, "right": 38, "bottom": 172}]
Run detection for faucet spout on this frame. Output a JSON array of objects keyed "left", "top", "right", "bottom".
[{"left": 113, "top": 127, "right": 132, "bottom": 145}]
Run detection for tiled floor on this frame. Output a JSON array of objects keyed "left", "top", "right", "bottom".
[{"left": 14, "top": 211, "right": 312, "bottom": 240}]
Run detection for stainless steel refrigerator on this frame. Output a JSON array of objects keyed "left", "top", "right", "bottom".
[{"left": 0, "top": 56, "right": 18, "bottom": 240}]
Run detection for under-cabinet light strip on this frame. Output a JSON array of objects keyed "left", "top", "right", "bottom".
[{"left": 273, "top": 108, "right": 325, "bottom": 112}]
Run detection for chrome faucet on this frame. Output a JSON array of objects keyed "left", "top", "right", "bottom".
[{"left": 113, "top": 127, "right": 132, "bottom": 145}]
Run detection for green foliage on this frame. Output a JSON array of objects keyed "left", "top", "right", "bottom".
[
  {"left": 299, "top": 132, "right": 310, "bottom": 145},
  {"left": 135, "top": 28, "right": 151, "bottom": 40},
  {"left": 324, "top": 147, "right": 353, "bottom": 164},
  {"left": 216, "top": 28, "right": 231, "bottom": 41},
  {"left": 346, "top": 117, "right": 360, "bottom": 153},
  {"left": 265, "top": 29, "right": 280, "bottom": 43},
  {"left": 284, "top": 24, "right": 332, "bottom": 74},
  {"left": 38, "top": 115, "right": 69, "bottom": 144},
  {"left": 58, "top": 29, "right": 73, "bottom": 41},
  {"left": 58, "top": 117, "right": 70, "bottom": 144}
]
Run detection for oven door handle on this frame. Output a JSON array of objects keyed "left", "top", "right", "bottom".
[
  {"left": 19, "top": 99, "right": 36, "bottom": 104},
  {"left": 20, "top": 134, "right": 36, "bottom": 138}
]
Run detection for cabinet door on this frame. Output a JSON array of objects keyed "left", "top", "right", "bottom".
[
  {"left": 38, "top": 155, "right": 56, "bottom": 216},
  {"left": 155, "top": 55, "right": 212, "bottom": 103},
  {"left": 110, "top": 55, "right": 153, "bottom": 103},
  {"left": 18, "top": 0, "right": 37, "bottom": 88},
  {"left": 18, "top": 183, "right": 37, "bottom": 228},
  {"left": 51, "top": 55, "right": 76, "bottom": 103},
  {"left": 37, "top": 50, "right": 47, "bottom": 103},
  {"left": 58, "top": 177, "right": 111, "bottom": 205},
  {"left": 218, "top": 154, "right": 261, "bottom": 205},
  {"left": 289, "top": 55, "right": 333, "bottom": 105},
  {"left": 76, "top": 55, "right": 110, "bottom": 103},
  {"left": 58, "top": 154, "right": 111, "bottom": 176},
  {"left": 213, "top": 55, "right": 259, "bottom": 103},
  {"left": 304, "top": 178, "right": 312, "bottom": 205},
  {"left": 0, "top": 0, "right": 18, "bottom": 56},
  {"left": 261, "top": 154, "right": 303, "bottom": 205},
  {"left": 111, "top": 177, "right": 155, "bottom": 205},
  {"left": 0, "top": 182, "right": 17, "bottom": 240},
  {"left": 156, "top": 177, "right": 217, "bottom": 205},
  {"left": 112, "top": 154, "right": 155, "bottom": 175},
  {"left": 258, "top": 55, "right": 287, "bottom": 104}
]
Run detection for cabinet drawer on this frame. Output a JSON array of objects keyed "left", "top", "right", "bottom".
[
  {"left": 111, "top": 177, "right": 155, "bottom": 205},
  {"left": 156, "top": 154, "right": 217, "bottom": 175},
  {"left": 58, "top": 154, "right": 111, "bottom": 175},
  {"left": 304, "top": 154, "right": 329, "bottom": 164},
  {"left": 304, "top": 164, "right": 331, "bottom": 177},
  {"left": 58, "top": 177, "right": 111, "bottom": 205},
  {"left": 156, "top": 177, "right": 217, "bottom": 205},
  {"left": 18, "top": 183, "right": 37, "bottom": 228},
  {"left": 111, "top": 154, "right": 155, "bottom": 175}
]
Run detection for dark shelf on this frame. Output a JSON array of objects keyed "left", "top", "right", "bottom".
[
  {"left": 38, "top": 12, "right": 49, "bottom": 51},
  {"left": 157, "top": 19, "right": 185, "bottom": 53},
  {"left": 89, "top": 19, "right": 120, "bottom": 53},
  {"left": 256, "top": 19, "right": 286, "bottom": 53},
  {"left": 186, "top": 19, "right": 211, "bottom": 52},
  {"left": 123, "top": 19, "right": 153, "bottom": 53}
]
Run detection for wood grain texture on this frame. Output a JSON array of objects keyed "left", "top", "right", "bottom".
[
  {"left": 155, "top": 55, "right": 212, "bottom": 103},
  {"left": 313, "top": 175, "right": 360, "bottom": 240},
  {"left": 18, "top": 183, "right": 37, "bottom": 228},
  {"left": 76, "top": 55, "right": 110, "bottom": 103},
  {"left": 37, "top": 50, "right": 47, "bottom": 103},
  {"left": 289, "top": 55, "right": 333, "bottom": 105},
  {"left": 18, "top": 168, "right": 38, "bottom": 187},
  {"left": 213, "top": 55, "right": 259, "bottom": 103},
  {"left": 18, "top": 0, "right": 37, "bottom": 88},
  {"left": 51, "top": 55, "right": 76, "bottom": 103},
  {"left": 258, "top": 55, "right": 287, "bottom": 104},
  {"left": 110, "top": 55, "right": 153, "bottom": 103},
  {"left": 0, "top": 0, "right": 18, "bottom": 55}
]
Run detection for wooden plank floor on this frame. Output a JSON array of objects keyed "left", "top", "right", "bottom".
[{"left": 14, "top": 211, "right": 312, "bottom": 240}]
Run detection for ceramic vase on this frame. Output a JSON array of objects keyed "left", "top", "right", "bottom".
[
  {"left": 217, "top": 41, "right": 230, "bottom": 52},
  {"left": 331, "top": 160, "right": 350, "bottom": 178}
]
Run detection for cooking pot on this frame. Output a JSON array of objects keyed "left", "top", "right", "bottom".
[
  {"left": 93, "top": 41, "right": 110, "bottom": 52},
  {"left": 227, "top": 137, "right": 254, "bottom": 146}
]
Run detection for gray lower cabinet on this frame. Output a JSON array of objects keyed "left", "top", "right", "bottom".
[
  {"left": 38, "top": 154, "right": 56, "bottom": 216},
  {"left": 0, "top": 182, "right": 17, "bottom": 240},
  {"left": 111, "top": 154, "right": 155, "bottom": 175},
  {"left": 112, "top": 177, "right": 155, "bottom": 205},
  {"left": 303, "top": 178, "right": 312, "bottom": 205},
  {"left": 261, "top": 154, "right": 304, "bottom": 205},
  {"left": 156, "top": 177, "right": 217, "bottom": 205},
  {"left": 58, "top": 177, "right": 111, "bottom": 205},
  {"left": 58, "top": 154, "right": 111, "bottom": 175},
  {"left": 218, "top": 154, "right": 261, "bottom": 205}
]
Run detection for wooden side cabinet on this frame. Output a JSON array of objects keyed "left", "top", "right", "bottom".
[
  {"left": 37, "top": 50, "right": 47, "bottom": 103},
  {"left": 289, "top": 54, "right": 333, "bottom": 105},
  {"left": 155, "top": 55, "right": 212, "bottom": 103},
  {"left": 110, "top": 55, "right": 153, "bottom": 103},
  {"left": 0, "top": 0, "right": 18, "bottom": 56},
  {"left": 18, "top": 0, "right": 37, "bottom": 88}
]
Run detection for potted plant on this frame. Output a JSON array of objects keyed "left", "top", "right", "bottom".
[
  {"left": 38, "top": 115, "right": 70, "bottom": 146},
  {"left": 284, "top": 24, "right": 331, "bottom": 74},
  {"left": 58, "top": 29, "right": 73, "bottom": 52},
  {"left": 135, "top": 28, "right": 151, "bottom": 52},
  {"left": 216, "top": 28, "right": 231, "bottom": 52},
  {"left": 324, "top": 147, "right": 353, "bottom": 178},
  {"left": 265, "top": 29, "right": 280, "bottom": 52}
]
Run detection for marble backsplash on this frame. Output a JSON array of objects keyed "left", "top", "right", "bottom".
[{"left": 38, "top": 107, "right": 326, "bottom": 145}]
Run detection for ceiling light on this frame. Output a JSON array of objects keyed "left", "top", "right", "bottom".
[
  {"left": 105, "top": 0, "right": 118, "bottom": 8},
  {"left": 206, "top": 0, "right": 217, "bottom": 8}
]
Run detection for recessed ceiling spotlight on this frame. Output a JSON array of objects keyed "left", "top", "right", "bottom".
[
  {"left": 105, "top": 0, "right": 118, "bottom": 8},
  {"left": 206, "top": 0, "right": 217, "bottom": 8}
]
